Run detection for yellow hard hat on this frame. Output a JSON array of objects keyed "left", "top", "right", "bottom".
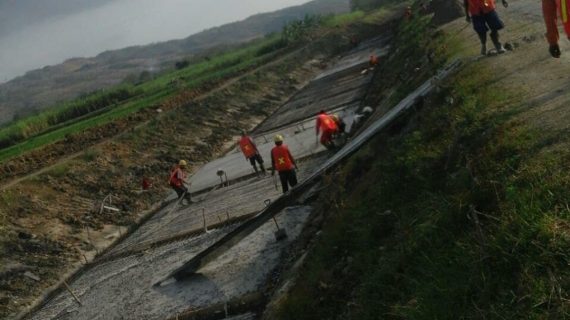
[
  {"left": 274, "top": 134, "right": 284, "bottom": 143},
  {"left": 179, "top": 160, "right": 187, "bottom": 166}
]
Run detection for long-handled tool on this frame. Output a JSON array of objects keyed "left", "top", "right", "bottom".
[
  {"left": 272, "top": 174, "right": 279, "bottom": 191},
  {"left": 265, "top": 199, "right": 287, "bottom": 241}
]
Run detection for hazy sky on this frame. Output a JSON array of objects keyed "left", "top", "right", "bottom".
[{"left": 0, "top": 0, "right": 310, "bottom": 82}]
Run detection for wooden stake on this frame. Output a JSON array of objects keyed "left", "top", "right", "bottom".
[{"left": 63, "top": 281, "right": 82, "bottom": 306}]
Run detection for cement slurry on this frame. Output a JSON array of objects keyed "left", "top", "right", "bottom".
[
  {"left": 30, "top": 207, "right": 312, "bottom": 320},
  {"left": 188, "top": 108, "right": 359, "bottom": 193},
  {"left": 110, "top": 154, "right": 328, "bottom": 256},
  {"left": 27, "top": 36, "right": 392, "bottom": 320}
]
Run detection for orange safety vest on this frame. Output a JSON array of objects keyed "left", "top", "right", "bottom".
[
  {"left": 558, "top": 0, "right": 570, "bottom": 38},
  {"left": 272, "top": 145, "right": 294, "bottom": 172},
  {"left": 239, "top": 136, "right": 257, "bottom": 158},
  {"left": 370, "top": 55, "right": 379, "bottom": 66},
  {"left": 169, "top": 166, "right": 186, "bottom": 187},
  {"left": 467, "top": 0, "right": 496, "bottom": 15},
  {"left": 317, "top": 114, "right": 338, "bottom": 133}
]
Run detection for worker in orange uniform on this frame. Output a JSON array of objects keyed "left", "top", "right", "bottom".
[
  {"left": 169, "top": 160, "right": 194, "bottom": 204},
  {"left": 271, "top": 135, "right": 298, "bottom": 193},
  {"left": 315, "top": 110, "right": 339, "bottom": 149},
  {"left": 369, "top": 54, "right": 379, "bottom": 68},
  {"left": 238, "top": 130, "right": 266, "bottom": 175},
  {"left": 405, "top": 6, "right": 413, "bottom": 20},
  {"left": 542, "top": 0, "right": 570, "bottom": 58},
  {"left": 331, "top": 114, "right": 346, "bottom": 135},
  {"left": 464, "top": 0, "right": 508, "bottom": 55}
]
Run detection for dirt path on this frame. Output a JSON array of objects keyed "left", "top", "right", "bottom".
[{"left": 451, "top": 0, "right": 570, "bottom": 134}]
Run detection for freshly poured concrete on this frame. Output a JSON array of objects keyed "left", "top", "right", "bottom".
[
  {"left": 253, "top": 36, "right": 390, "bottom": 134},
  {"left": 188, "top": 103, "right": 360, "bottom": 193},
  {"left": 110, "top": 154, "right": 328, "bottom": 256},
  {"left": 27, "top": 35, "right": 391, "bottom": 320},
  {"left": 30, "top": 207, "right": 312, "bottom": 320}
]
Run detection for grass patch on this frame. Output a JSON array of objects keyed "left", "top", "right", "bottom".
[
  {"left": 323, "top": 11, "right": 366, "bottom": 27},
  {"left": 0, "top": 34, "right": 291, "bottom": 162},
  {"left": 48, "top": 163, "right": 70, "bottom": 178},
  {"left": 274, "top": 6, "right": 569, "bottom": 320}
]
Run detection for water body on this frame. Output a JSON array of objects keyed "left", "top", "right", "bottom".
[{"left": 0, "top": 0, "right": 310, "bottom": 82}]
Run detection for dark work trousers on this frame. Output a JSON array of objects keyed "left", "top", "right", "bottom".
[
  {"left": 172, "top": 185, "right": 192, "bottom": 201},
  {"left": 278, "top": 169, "right": 298, "bottom": 193},
  {"left": 248, "top": 154, "right": 265, "bottom": 173}
]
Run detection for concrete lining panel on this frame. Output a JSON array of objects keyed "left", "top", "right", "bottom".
[{"left": 30, "top": 207, "right": 311, "bottom": 320}]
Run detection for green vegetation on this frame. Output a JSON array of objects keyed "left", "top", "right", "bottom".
[
  {"left": 0, "top": 34, "right": 293, "bottom": 162},
  {"left": 275, "top": 6, "right": 569, "bottom": 320},
  {"left": 322, "top": 10, "right": 366, "bottom": 27},
  {"left": 350, "top": 0, "right": 403, "bottom": 11},
  {"left": 282, "top": 14, "right": 325, "bottom": 43}
]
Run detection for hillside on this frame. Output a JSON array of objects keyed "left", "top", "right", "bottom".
[
  {"left": 2, "top": 0, "right": 570, "bottom": 319},
  {"left": 0, "top": 0, "right": 349, "bottom": 124}
]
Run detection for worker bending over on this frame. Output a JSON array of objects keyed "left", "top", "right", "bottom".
[
  {"left": 169, "top": 160, "right": 195, "bottom": 204},
  {"left": 542, "top": 0, "right": 570, "bottom": 58},
  {"left": 271, "top": 135, "right": 298, "bottom": 193},
  {"left": 238, "top": 130, "right": 266, "bottom": 175},
  {"left": 316, "top": 110, "right": 339, "bottom": 149},
  {"left": 331, "top": 114, "right": 346, "bottom": 135}
]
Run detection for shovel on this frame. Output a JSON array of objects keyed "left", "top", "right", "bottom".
[
  {"left": 272, "top": 173, "right": 279, "bottom": 191},
  {"left": 264, "top": 199, "right": 287, "bottom": 241}
]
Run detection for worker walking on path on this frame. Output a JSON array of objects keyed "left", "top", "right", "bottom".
[
  {"left": 271, "top": 135, "right": 298, "bottom": 194},
  {"left": 238, "top": 130, "right": 266, "bottom": 175},
  {"left": 169, "top": 160, "right": 195, "bottom": 205},
  {"left": 542, "top": 0, "right": 570, "bottom": 58},
  {"left": 316, "top": 110, "right": 339, "bottom": 149},
  {"left": 464, "top": 0, "right": 508, "bottom": 55}
]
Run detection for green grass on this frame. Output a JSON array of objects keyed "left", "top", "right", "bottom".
[
  {"left": 275, "top": 14, "right": 570, "bottom": 320},
  {"left": 0, "top": 34, "right": 291, "bottom": 162},
  {"left": 323, "top": 11, "right": 366, "bottom": 27}
]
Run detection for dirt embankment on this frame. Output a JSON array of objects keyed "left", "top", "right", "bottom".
[
  {"left": 265, "top": 1, "right": 570, "bottom": 318},
  {"left": 0, "top": 26, "right": 370, "bottom": 319}
]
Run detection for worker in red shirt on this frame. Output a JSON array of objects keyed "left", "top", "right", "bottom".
[
  {"left": 169, "top": 160, "right": 194, "bottom": 204},
  {"left": 271, "top": 135, "right": 298, "bottom": 193},
  {"left": 369, "top": 54, "right": 379, "bottom": 68},
  {"left": 238, "top": 130, "right": 266, "bottom": 175},
  {"left": 315, "top": 110, "right": 339, "bottom": 149},
  {"left": 542, "top": 0, "right": 570, "bottom": 58},
  {"left": 464, "top": 0, "right": 509, "bottom": 55}
]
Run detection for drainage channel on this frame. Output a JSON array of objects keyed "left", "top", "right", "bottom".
[
  {"left": 164, "top": 60, "right": 463, "bottom": 281},
  {"left": 23, "top": 38, "right": 404, "bottom": 320}
]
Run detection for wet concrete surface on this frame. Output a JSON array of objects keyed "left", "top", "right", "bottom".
[
  {"left": 110, "top": 154, "right": 328, "bottom": 256},
  {"left": 188, "top": 107, "right": 360, "bottom": 193},
  {"left": 30, "top": 207, "right": 311, "bottom": 320},
  {"left": 253, "top": 36, "right": 390, "bottom": 133},
  {"left": 27, "top": 35, "right": 390, "bottom": 320}
]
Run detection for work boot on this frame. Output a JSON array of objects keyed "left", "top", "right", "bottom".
[
  {"left": 490, "top": 32, "right": 506, "bottom": 54},
  {"left": 480, "top": 44, "right": 487, "bottom": 56},
  {"left": 183, "top": 194, "right": 196, "bottom": 205},
  {"left": 477, "top": 32, "right": 487, "bottom": 56},
  {"left": 495, "top": 44, "right": 506, "bottom": 54},
  {"left": 260, "top": 164, "right": 267, "bottom": 176},
  {"left": 549, "top": 44, "right": 561, "bottom": 58}
]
